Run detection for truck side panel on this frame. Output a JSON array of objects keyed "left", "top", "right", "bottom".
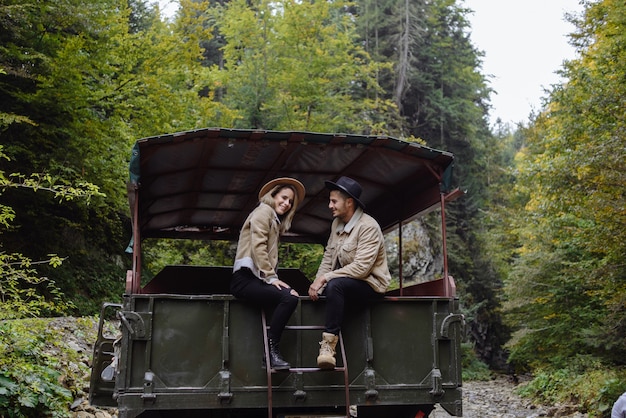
[{"left": 101, "top": 294, "right": 462, "bottom": 417}]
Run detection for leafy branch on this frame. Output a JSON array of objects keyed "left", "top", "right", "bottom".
[
  {"left": 0, "top": 146, "right": 102, "bottom": 320},
  {"left": 0, "top": 172, "right": 105, "bottom": 204}
]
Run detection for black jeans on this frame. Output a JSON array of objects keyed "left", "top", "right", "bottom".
[
  {"left": 231, "top": 268, "right": 298, "bottom": 342},
  {"left": 323, "top": 277, "right": 383, "bottom": 335}
]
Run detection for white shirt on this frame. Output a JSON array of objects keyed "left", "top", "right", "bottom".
[{"left": 613, "top": 392, "right": 626, "bottom": 418}]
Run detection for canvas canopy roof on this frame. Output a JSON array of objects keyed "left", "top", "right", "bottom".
[{"left": 128, "top": 127, "right": 455, "bottom": 244}]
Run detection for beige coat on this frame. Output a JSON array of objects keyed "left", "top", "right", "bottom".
[
  {"left": 233, "top": 203, "right": 280, "bottom": 283},
  {"left": 316, "top": 209, "right": 391, "bottom": 293}
]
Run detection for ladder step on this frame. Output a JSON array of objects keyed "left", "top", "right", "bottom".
[
  {"left": 265, "top": 325, "right": 326, "bottom": 330},
  {"left": 261, "top": 310, "right": 350, "bottom": 418},
  {"left": 270, "top": 366, "right": 347, "bottom": 373}
]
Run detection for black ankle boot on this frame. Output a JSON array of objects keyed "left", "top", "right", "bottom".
[{"left": 268, "top": 339, "right": 290, "bottom": 370}]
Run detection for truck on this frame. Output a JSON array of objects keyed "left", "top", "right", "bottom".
[{"left": 89, "top": 127, "right": 465, "bottom": 417}]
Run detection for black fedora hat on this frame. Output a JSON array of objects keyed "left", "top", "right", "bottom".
[{"left": 325, "top": 176, "right": 365, "bottom": 209}]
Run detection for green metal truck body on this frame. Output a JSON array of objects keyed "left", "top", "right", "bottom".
[{"left": 89, "top": 128, "right": 464, "bottom": 417}]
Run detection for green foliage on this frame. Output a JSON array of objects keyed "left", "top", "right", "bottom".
[
  {"left": 141, "top": 238, "right": 237, "bottom": 281},
  {"left": 359, "top": 0, "right": 509, "bottom": 369},
  {"left": 0, "top": 0, "right": 236, "bottom": 317},
  {"left": 504, "top": 0, "right": 626, "bottom": 374},
  {"left": 35, "top": 252, "right": 126, "bottom": 315},
  {"left": 140, "top": 238, "right": 323, "bottom": 285},
  {"left": 486, "top": 0, "right": 626, "bottom": 413},
  {"left": 0, "top": 148, "right": 112, "bottom": 319},
  {"left": 460, "top": 342, "right": 492, "bottom": 381},
  {"left": 0, "top": 318, "right": 89, "bottom": 418},
  {"left": 1, "top": 172, "right": 105, "bottom": 205},
  {"left": 516, "top": 360, "right": 626, "bottom": 417},
  {"left": 0, "top": 317, "right": 100, "bottom": 417},
  {"left": 0, "top": 253, "right": 73, "bottom": 321},
  {"left": 279, "top": 243, "right": 324, "bottom": 281},
  {"left": 209, "top": 0, "right": 398, "bottom": 133}
]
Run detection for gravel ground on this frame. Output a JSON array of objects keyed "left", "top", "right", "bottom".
[{"left": 431, "top": 376, "right": 588, "bottom": 418}]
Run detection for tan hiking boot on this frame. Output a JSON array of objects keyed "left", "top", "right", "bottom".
[{"left": 317, "top": 332, "right": 338, "bottom": 369}]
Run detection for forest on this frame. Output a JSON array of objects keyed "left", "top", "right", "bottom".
[{"left": 0, "top": 0, "right": 624, "bottom": 416}]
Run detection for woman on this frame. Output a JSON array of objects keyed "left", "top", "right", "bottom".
[{"left": 231, "top": 177, "right": 306, "bottom": 370}]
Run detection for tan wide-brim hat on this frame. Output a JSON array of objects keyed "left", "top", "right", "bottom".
[{"left": 258, "top": 177, "right": 306, "bottom": 206}]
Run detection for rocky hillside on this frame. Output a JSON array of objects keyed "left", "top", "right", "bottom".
[{"left": 44, "top": 317, "right": 117, "bottom": 418}]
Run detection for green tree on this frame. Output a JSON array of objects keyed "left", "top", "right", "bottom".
[
  {"left": 0, "top": 146, "right": 105, "bottom": 320},
  {"left": 506, "top": 0, "right": 626, "bottom": 373},
  {"left": 0, "top": 0, "right": 239, "bottom": 312},
  {"left": 209, "top": 0, "right": 399, "bottom": 133},
  {"left": 355, "top": 0, "right": 508, "bottom": 367}
]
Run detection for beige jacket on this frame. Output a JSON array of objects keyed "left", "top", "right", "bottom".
[
  {"left": 316, "top": 208, "right": 391, "bottom": 293},
  {"left": 233, "top": 203, "right": 280, "bottom": 284}
]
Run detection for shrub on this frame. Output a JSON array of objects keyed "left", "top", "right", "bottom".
[
  {"left": 515, "top": 356, "right": 626, "bottom": 417},
  {"left": 0, "top": 318, "right": 92, "bottom": 418},
  {"left": 461, "top": 342, "right": 492, "bottom": 381}
]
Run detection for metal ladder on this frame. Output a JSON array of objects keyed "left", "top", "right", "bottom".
[{"left": 261, "top": 310, "right": 350, "bottom": 418}]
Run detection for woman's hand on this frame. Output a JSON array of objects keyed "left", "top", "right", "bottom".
[{"left": 272, "top": 279, "right": 299, "bottom": 297}]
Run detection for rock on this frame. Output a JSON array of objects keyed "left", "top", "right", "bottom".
[{"left": 70, "top": 398, "right": 84, "bottom": 410}]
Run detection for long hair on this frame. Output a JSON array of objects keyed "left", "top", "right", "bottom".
[{"left": 259, "top": 184, "right": 300, "bottom": 234}]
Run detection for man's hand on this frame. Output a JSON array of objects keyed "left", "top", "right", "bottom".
[{"left": 308, "top": 276, "right": 327, "bottom": 301}]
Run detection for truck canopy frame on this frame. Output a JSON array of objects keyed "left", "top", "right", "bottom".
[
  {"left": 127, "top": 128, "right": 458, "bottom": 294},
  {"left": 129, "top": 128, "right": 455, "bottom": 243}
]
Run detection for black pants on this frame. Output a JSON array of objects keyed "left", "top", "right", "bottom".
[
  {"left": 323, "top": 277, "right": 383, "bottom": 335},
  {"left": 231, "top": 268, "right": 298, "bottom": 342}
]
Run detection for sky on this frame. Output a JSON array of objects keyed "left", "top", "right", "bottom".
[
  {"left": 156, "top": 0, "right": 584, "bottom": 126},
  {"left": 156, "top": 0, "right": 178, "bottom": 18},
  {"left": 463, "top": 0, "right": 584, "bottom": 125}
]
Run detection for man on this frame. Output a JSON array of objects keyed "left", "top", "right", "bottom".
[
  {"left": 613, "top": 392, "right": 626, "bottom": 418},
  {"left": 308, "top": 176, "right": 391, "bottom": 369}
]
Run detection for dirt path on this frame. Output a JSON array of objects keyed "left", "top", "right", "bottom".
[{"left": 431, "top": 376, "right": 588, "bottom": 418}]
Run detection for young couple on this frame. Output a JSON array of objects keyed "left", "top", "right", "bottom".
[{"left": 231, "top": 176, "right": 391, "bottom": 370}]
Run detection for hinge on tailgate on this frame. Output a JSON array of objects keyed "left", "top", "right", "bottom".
[
  {"left": 118, "top": 311, "right": 152, "bottom": 340},
  {"left": 217, "top": 370, "right": 232, "bottom": 403},
  {"left": 429, "top": 368, "right": 444, "bottom": 397},
  {"left": 364, "top": 368, "right": 378, "bottom": 400},
  {"left": 142, "top": 371, "right": 156, "bottom": 402},
  {"left": 293, "top": 372, "right": 307, "bottom": 401}
]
